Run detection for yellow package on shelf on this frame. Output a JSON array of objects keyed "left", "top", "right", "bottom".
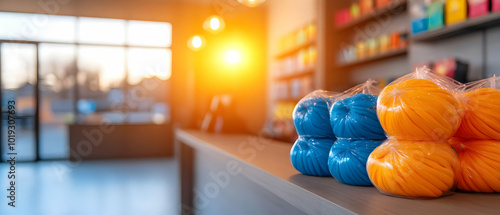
[{"left": 446, "top": 0, "right": 467, "bottom": 25}]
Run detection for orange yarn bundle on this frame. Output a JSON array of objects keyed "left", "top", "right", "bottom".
[
  {"left": 450, "top": 138, "right": 500, "bottom": 192},
  {"left": 455, "top": 88, "right": 500, "bottom": 139},
  {"left": 377, "top": 78, "right": 462, "bottom": 141},
  {"left": 450, "top": 77, "right": 500, "bottom": 193},
  {"left": 367, "top": 139, "right": 459, "bottom": 198},
  {"left": 369, "top": 68, "right": 463, "bottom": 198}
]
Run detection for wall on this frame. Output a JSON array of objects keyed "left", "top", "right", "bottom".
[{"left": 191, "top": 4, "right": 268, "bottom": 134}]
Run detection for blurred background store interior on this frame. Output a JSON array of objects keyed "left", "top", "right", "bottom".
[{"left": 1, "top": 0, "right": 500, "bottom": 214}]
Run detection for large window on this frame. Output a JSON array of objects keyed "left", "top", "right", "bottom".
[
  {"left": 39, "top": 43, "right": 76, "bottom": 159},
  {"left": 0, "top": 12, "right": 172, "bottom": 160}
]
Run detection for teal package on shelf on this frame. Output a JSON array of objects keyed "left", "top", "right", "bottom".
[{"left": 427, "top": 1, "right": 445, "bottom": 30}]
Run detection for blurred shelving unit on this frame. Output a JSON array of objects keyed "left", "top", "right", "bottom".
[
  {"left": 322, "top": 0, "right": 410, "bottom": 91},
  {"left": 335, "top": 0, "right": 407, "bottom": 31}
]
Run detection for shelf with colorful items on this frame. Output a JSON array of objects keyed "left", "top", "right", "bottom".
[
  {"left": 275, "top": 22, "right": 317, "bottom": 59},
  {"left": 337, "top": 30, "right": 409, "bottom": 68},
  {"left": 334, "top": 0, "right": 407, "bottom": 29},
  {"left": 411, "top": 0, "right": 500, "bottom": 41},
  {"left": 272, "top": 44, "right": 317, "bottom": 81}
]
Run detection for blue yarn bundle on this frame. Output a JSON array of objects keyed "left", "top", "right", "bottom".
[
  {"left": 293, "top": 95, "right": 335, "bottom": 138},
  {"left": 329, "top": 94, "right": 385, "bottom": 139},
  {"left": 291, "top": 136, "right": 335, "bottom": 176},
  {"left": 327, "top": 89, "right": 387, "bottom": 186},
  {"left": 291, "top": 91, "right": 337, "bottom": 176},
  {"left": 328, "top": 139, "right": 384, "bottom": 186}
]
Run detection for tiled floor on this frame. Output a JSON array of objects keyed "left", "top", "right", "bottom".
[{"left": 0, "top": 158, "right": 179, "bottom": 215}]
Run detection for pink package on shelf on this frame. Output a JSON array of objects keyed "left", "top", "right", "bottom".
[
  {"left": 334, "top": 9, "right": 351, "bottom": 27},
  {"left": 469, "top": 0, "right": 489, "bottom": 18},
  {"left": 494, "top": 0, "right": 500, "bottom": 12}
]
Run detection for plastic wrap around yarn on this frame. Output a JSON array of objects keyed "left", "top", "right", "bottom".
[
  {"left": 293, "top": 95, "right": 335, "bottom": 138},
  {"left": 367, "top": 139, "right": 459, "bottom": 198},
  {"left": 377, "top": 79, "right": 462, "bottom": 141},
  {"left": 450, "top": 138, "right": 500, "bottom": 192},
  {"left": 330, "top": 94, "right": 386, "bottom": 139},
  {"left": 328, "top": 139, "right": 384, "bottom": 186},
  {"left": 455, "top": 88, "right": 500, "bottom": 139},
  {"left": 290, "top": 136, "right": 335, "bottom": 176}
]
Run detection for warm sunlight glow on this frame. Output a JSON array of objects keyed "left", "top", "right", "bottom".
[
  {"left": 225, "top": 50, "right": 241, "bottom": 65},
  {"left": 238, "top": 0, "right": 266, "bottom": 7},
  {"left": 192, "top": 36, "right": 202, "bottom": 48},
  {"left": 203, "top": 15, "right": 225, "bottom": 34},
  {"left": 187, "top": 35, "right": 206, "bottom": 51},
  {"left": 210, "top": 18, "right": 220, "bottom": 30}
]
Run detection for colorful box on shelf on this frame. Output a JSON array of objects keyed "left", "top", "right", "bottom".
[
  {"left": 308, "top": 46, "right": 317, "bottom": 65},
  {"left": 468, "top": 0, "right": 489, "bottom": 18},
  {"left": 360, "top": 0, "right": 375, "bottom": 15},
  {"left": 411, "top": 18, "right": 428, "bottom": 34},
  {"left": 339, "top": 45, "right": 357, "bottom": 63},
  {"left": 297, "top": 50, "right": 307, "bottom": 71},
  {"left": 335, "top": 9, "right": 352, "bottom": 27},
  {"left": 379, "top": 34, "right": 390, "bottom": 52},
  {"left": 494, "top": 0, "right": 500, "bottom": 12},
  {"left": 399, "top": 31, "right": 409, "bottom": 47},
  {"left": 446, "top": 0, "right": 467, "bottom": 25},
  {"left": 390, "top": 32, "right": 400, "bottom": 49},
  {"left": 356, "top": 41, "right": 367, "bottom": 59},
  {"left": 306, "top": 23, "right": 317, "bottom": 41},
  {"left": 433, "top": 58, "right": 468, "bottom": 83},
  {"left": 351, "top": 3, "right": 361, "bottom": 19},
  {"left": 376, "top": 0, "right": 393, "bottom": 9},
  {"left": 297, "top": 28, "right": 307, "bottom": 46},
  {"left": 291, "top": 79, "right": 301, "bottom": 99},
  {"left": 367, "top": 38, "right": 379, "bottom": 56},
  {"left": 427, "top": 1, "right": 445, "bottom": 30},
  {"left": 410, "top": 1, "right": 429, "bottom": 34}
]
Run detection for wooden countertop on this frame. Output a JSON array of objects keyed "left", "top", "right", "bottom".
[{"left": 176, "top": 129, "right": 500, "bottom": 215}]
